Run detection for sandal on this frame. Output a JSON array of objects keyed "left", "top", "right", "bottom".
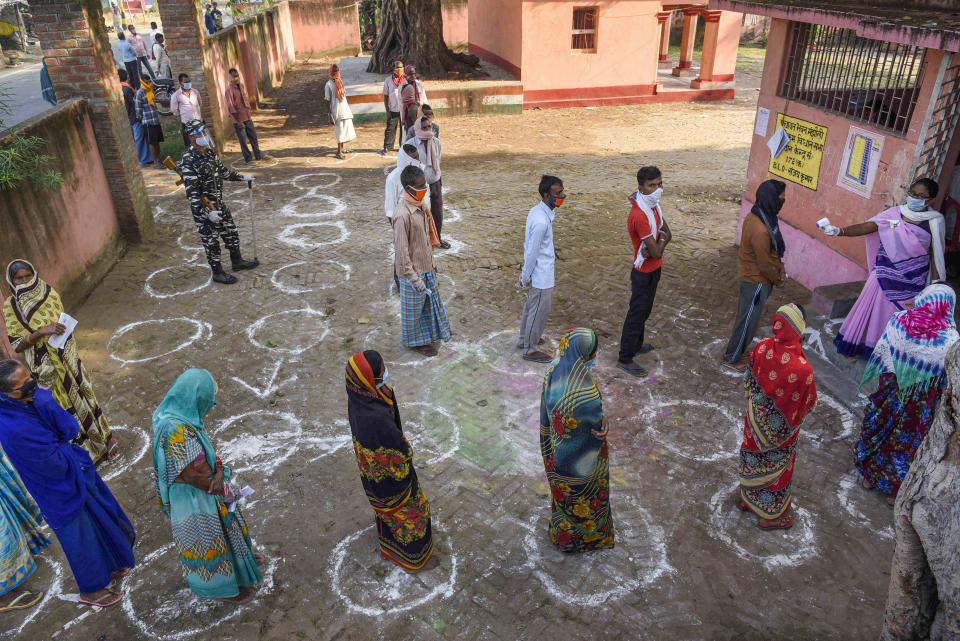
[
  {"left": 859, "top": 476, "right": 875, "bottom": 491},
  {"left": 78, "top": 590, "right": 122, "bottom": 608},
  {"left": 111, "top": 568, "right": 129, "bottom": 581},
  {"left": 106, "top": 441, "right": 121, "bottom": 462},
  {"left": 732, "top": 489, "right": 750, "bottom": 512},
  {"left": 0, "top": 590, "right": 44, "bottom": 612},
  {"left": 757, "top": 513, "right": 796, "bottom": 530}
]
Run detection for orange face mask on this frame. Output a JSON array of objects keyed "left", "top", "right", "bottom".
[
  {"left": 414, "top": 186, "right": 429, "bottom": 201},
  {"left": 553, "top": 197, "right": 565, "bottom": 207}
]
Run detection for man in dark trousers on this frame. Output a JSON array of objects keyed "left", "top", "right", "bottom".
[
  {"left": 179, "top": 120, "right": 259, "bottom": 284},
  {"left": 618, "top": 166, "right": 671, "bottom": 378}
]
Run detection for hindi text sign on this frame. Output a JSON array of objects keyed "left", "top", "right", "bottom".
[{"left": 767, "top": 114, "right": 827, "bottom": 191}]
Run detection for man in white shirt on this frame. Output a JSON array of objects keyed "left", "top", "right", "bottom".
[
  {"left": 381, "top": 60, "right": 405, "bottom": 155},
  {"left": 171, "top": 73, "right": 203, "bottom": 147},
  {"left": 518, "top": 175, "right": 566, "bottom": 363}
]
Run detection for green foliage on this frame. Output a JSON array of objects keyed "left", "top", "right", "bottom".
[{"left": 0, "top": 85, "right": 63, "bottom": 192}]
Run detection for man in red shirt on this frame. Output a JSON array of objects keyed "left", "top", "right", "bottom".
[
  {"left": 618, "top": 166, "right": 671, "bottom": 377},
  {"left": 225, "top": 68, "right": 270, "bottom": 164}
]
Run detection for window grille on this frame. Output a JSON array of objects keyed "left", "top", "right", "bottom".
[
  {"left": 913, "top": 55, "right": 960, "bottom": 182},
  {"left": 780, "top": 22, "right": 926, "bottom": 135},
  {"left": 572, "top": 7, "right": 598, "bottom": 52}
]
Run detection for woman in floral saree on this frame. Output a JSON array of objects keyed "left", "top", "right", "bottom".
[
  {"left": 855, "top": 283, "right": 959, "bottom": 502},
  {"left": 345, "top": 351, "right": 434, "bottom": 572},
  {"left": 736, "top": 304, "right": 818, "bottom": 530},
  {"left": 539, "top": 327, "right": 613, "bottom": 552},
  {"left": 3, "top": 260, "right": 115, "bottom": 463},
  {"left": 152, "top": 369, "right": 262, "bottom": 601}
]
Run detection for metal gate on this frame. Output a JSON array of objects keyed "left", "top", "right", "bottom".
[{"left": 912, "top": 53, "right": 960, "bottom": 185}]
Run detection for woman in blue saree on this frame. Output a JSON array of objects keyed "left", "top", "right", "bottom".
[
  {"left": 539, "top": 328, "right": 614, "bottom": 552},
  {"left": 152, "top": 369, "right": 262, "bottom": 602}
]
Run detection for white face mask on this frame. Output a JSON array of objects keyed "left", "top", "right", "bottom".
[
  {"left": 641, "top": 187, "right": 663, "bottom": 206},
  {"left": 376, "top": 368, "right": 390, "bottom": 389},
  {"left": 195, "top": 135, "right": 213, "bottom": 148}
]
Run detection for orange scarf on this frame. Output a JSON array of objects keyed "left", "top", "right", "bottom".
[
  {"left": 403, "top": 191, "right": 440, "bottom": 248},
  {"left": 330, "top": 67, "right": 345, "bottom": 101}
]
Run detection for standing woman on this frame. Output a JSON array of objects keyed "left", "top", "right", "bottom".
[
  {"left": 325, "top": 64, "right": 356, "bottom": 160},
  {"left": 153, "top": 369, "right": 262, "bottom": 601},
  {"left": 539, "top": 328, "right": 614, "bottom": 552},
  {"left": 345, "top": 351, "right": 434, "bottom": 572},
  {"left": 736, "top": 304, "right": 818, "bottom": 530},
  {"left": 855, "top": 284, "right": 959, "bottom": 502},
  {"left": 0, "top": 448, "right": 51, "bottom": 612},
  {"left": 824, "top": 178, "right": 946, "bottom": 358},
  {"left": 3, "top": 260, "right": 116, "bottom": 463}
]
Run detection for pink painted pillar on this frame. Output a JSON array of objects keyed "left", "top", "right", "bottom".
[
  {"left": 672, "top": 7, "right": 699, "bottom": 77},
  {"left": 691, "top": 10, "right": 741, "bottom": 88},
  {"left": 657, "top": 11, "right": 672, "bottom": 68}
]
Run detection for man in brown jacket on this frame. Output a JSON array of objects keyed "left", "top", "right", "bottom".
[
  {"left": 225, "top": 68, "right": 269, "bottom": 164},
  {"left": 722, "top": 180, "right": 787, "bottom": 372}
]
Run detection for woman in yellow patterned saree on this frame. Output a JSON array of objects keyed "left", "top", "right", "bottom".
[
  {"left": 345, "top": 350, "right": 434, "bottom": 572},
  {"left": 3, "top": 260, "right": 116, "bottom": 463}
]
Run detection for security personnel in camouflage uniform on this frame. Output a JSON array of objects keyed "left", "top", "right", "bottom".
[{"left": 180, "top": 120, "right": 259, "bottom": 284}]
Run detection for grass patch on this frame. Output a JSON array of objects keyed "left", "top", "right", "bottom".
[{"left": 158, "top": 116, "right": 185, "bottom": 162}]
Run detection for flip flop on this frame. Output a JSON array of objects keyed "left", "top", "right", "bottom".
[
  {"left": 757, "top": 514, "right": 796, "bottom": 530},
  {"left": 0, "top": 590, "right": 44, "bottom": 612},
  {"left": 106, "top": 442, "right": 121, "bottom": 462},
  {"left": 78, "top": 591, "right": 122, "bottom": 608}
]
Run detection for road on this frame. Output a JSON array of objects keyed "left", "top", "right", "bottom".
[{"left": 0, "top": 61, "right": 51, "bottom": 130}]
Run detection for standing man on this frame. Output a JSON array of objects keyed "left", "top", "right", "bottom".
[
  {"left": 148, "top": 21, "right": 162, "bottom": 48},
  {"left": 518, "top": 175, "right": 566, "bottom": 363},
  {"left": 119, "top": 69, "right": 151, "bottom": 165},
  {"left": 399, "top": 64, "right": 428, "bottom": 133},
  {"left": 409, "top": 115, "right": 449, "bottom": 249},
  {"left": 179, "top": 120, "right": 259, "bottom": 284},
  {"left": 204, "top": 4, "right": 216, "bottom": 34},
  {"left": 385, "top": 144, "right": 426, "bottom": 291},
  {"left": 381, "top": 60, "right": 405, "bottom": 155},
  {"left": 117, "top": 31, "right": 140, "bottom": 89},
  {"left": 211, "top": 2, "right": 224, "bottom": 31},
  {"left": 394, "top": 165, "right": 452, "bottom": 357},
  {"left": 171, "top": 73, "right": 203, "bottom": 148},
  {"left": 134, "top": 78, "right": 164, "bottom": 169},
  {"left": 127, "top": 25, "right": 156, "bottom": 82},
  {"left": 722, "top": 180, "right": 787, "bottom": 372},
  {"left": 226, "top": 68, "right": 269, "bottom": 163},
  {"left": 618, "top": 166, "right": 671, "bottom": 378}
]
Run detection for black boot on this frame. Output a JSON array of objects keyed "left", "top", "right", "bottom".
[
  {"left": 230, "top": 250, "right": 259, "bottom": 271},
  {"left": 211, "top": 263, "right": 238, "bottom": 284}
]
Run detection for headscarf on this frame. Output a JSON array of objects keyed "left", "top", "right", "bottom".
[
  {"left": 751, "top": 179, "right": 787, "bottom": 258},
  {"left": 345, "top": 350, "right": 393, "bottom": 408},
  {"left": 750, "top": 304, "right": 817, "bottom": 427},
  {"left": 414, "top": 116, "right": 440, "bottom": 178},
  {"left": 151, "top": 368, "right": 218, "bottom": 514},
  {"left": 4, "top": 259, "right": 51, "bottom": 328},
  {"left": 329, "top": 65, "right": 345, "bottom": 101},
  {"left": 140, "top": 76, "right": 156, "bottom": 106},
  {"left": 863, "top": 283, "right": 959, "bottom": 396}
]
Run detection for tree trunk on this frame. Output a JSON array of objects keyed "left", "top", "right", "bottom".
[
  {"left": 366, "top": 0, "right": 482, "bottom": 79},
  {"left": 881, "top": 345, "right": 960, "bottom": 641}
]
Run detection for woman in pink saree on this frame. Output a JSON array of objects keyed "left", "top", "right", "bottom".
[{"left": 823, "top": 178, "right": 946, "bottom": 359}]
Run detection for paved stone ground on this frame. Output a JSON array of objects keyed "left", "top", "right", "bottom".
[{"left": 5, "top": 57, "right": 896, "bottom": 641}]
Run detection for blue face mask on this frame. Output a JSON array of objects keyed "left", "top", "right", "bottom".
[
  {"left": 905, "top": 195, "right": 927, "bottom": 212},
  {"left": 182, "top": 82, "right": 192, "bottom": 90},
  {"left": 376, "top": 368, "right": 390, "bottom": 389}
]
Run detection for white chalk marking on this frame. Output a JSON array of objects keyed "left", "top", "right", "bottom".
[
  {"left": 269, "top": 260, "right": 352, "bottom": 295},
  {"left": 289, "top": 172, "right": 341, "bottom": 191},
  {"left": 403, "top": 401, "right": 461, "bottom": 465},
  {"left": 245, "top": 308, "right": 330, "bottom": 355},
  {"left": 434, "top": 236, "right": 465, "bottom": 256},
  {"left": 707, "top": 481, "right": 818, "bottom": 570},
  {"left": 836, "top": 472, "right": 894, "bottom": 540},
  {"left": 101, "top": 425, "right": 151, "bottom": 482},
  {"left": 328, "top": 523, "right": 458, "bottom": 616},
  {"left": 803, "top": 392, "right": 857, "bottom": 446},
  {"left": 53, "top": 607, "right": 96, "bottom": 636},
  {"left": 144, "top": 265, "right": 212, "bottom": 299},
  {"left": 0, "top": 556, "right": 64, "bottom": 638},
  {"left": 640, "top": 399, "right": 741, "bottom": 462},
  {"left": 229, "top": 156, "right": 279, "bottom": 170},
  {"left": 277, "top": 220, "right": 350, "bottom": 249},
  {"left": 108, "top": 318, "right": 213, "bottom": 365},
  {"left": 213, "top": 410, "right": 303, "bottom": 477},
  {"left": 444, "top": 205, "right": 462, "bottom": 224},
  {"left": 230, "top": 358, "right": 297, "bottom": 399},
  {"left": 280, "top": 193, "right": 347, "bottom": 219}
]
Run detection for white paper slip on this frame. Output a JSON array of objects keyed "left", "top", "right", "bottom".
[
  {"left": 766, "top": 125, "right": 790, "bottom": 159},
  {"left": 48, "top": 312, "right": 78, "bottom": 350},
  {"left": 754, "top": 107, "right": 770, "bottom": 137}
]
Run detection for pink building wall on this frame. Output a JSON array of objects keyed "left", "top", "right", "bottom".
[
  {"left": 443, "top": 0, "right": 469, "bottom": 44},
  {"left": 738, "top": 17, "right": 944, "bottom": 290},
  {"left": 469, "top": 0, "right": 523, "bottom": 77},
  {"left": 288, "top": 0, "right": 360, "bottom": 56}
]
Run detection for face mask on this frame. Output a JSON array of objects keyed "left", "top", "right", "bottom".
[
  {"left": 195, "top": 135, "right": 213, "bottom": 148},
  {"left": 552, "top": 194, "right": 566, "bottom": 208},
  {"left": 905, "top": 195, "right": 927, "bottom": 212},
  {"left": 182, "top": 82, "right": 192, "bottom": 90},
  {"left": 376, "top": 368, "right": 390, "bottom": 389},
  {"left": 409, "top": 185, "right": 428, "bottom": 201},
  {"left": 642, "top": 187, "right": 663, "bottom": 206},
  {"left": 16, "top": 377, "right": 37, "bottom": 400}
]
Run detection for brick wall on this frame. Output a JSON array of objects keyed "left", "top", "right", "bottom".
[
  {"left": 158, "top": 0, "right": 220, "bottom": 135},
  {"left": 31, "top": 0, "right": 153, "bottom": 243}
]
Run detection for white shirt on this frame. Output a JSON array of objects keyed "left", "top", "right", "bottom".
[
  {"left": 385, "top": 150, "right": 431, "bottom": 218},
  {"left": 171, "top": 88, "right": 202, "bottom": 124},
  {"left": 521, "top": 202, "right": 556, "bottom": 289},
  {"left": 383, "top": 76, "right": 403, "bottom": 113},
  {"left": 406, "top": 136, "right": 441, "bottom": 184}
]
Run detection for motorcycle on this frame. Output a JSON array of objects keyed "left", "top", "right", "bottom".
[{"left": 153, "top": 77, "right": 173, "bottom": 116}]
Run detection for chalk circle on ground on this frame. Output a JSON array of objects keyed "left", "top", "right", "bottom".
[
  {"left": 144, "top": 264, "right": 212, "bottom": 299},
  {"left": 434, "top": 236, "right": 465, "bottom": 257},
  {"left": 213, "top": 410, "right": 304, "bottom": 477},
  {"left": 0, "top": 556, "right": 63, "bottom": 639},
  {"left": 700, "top": 337, "right": 756, "bottom": 379},
  {"left": 277, "top": 220, "right": 350, "bottom": 249},
  {"left": 802, "top": 392, "right": 857, "bottom": 446},
  {"left": 402, "top": 401, "right": 461, "bottom": 466},
  {"left": 246, "top": 307, "right": 330, "bottom": 355},
  {"left": 836, "top": 472, "right": 894, "bottom": 540},
  {"left": 472, "top": 329, "right": 551, "bottom": 378},
  {"left": 328, "top": 523, "right": 458, "bottom": 617},
  {"left": 708, "top": 481, "right": 818, "bottom": 570},
  {"left": 289, "top": 172, "right": 341, "bottom": 191},
  {"left": 639, "top": 398, "right": 741, "bottom": 463},
  {"left": 519, "top": 496, "right": 673, "bottom": 607},
  {"left": 109, "top": 318, "right": 213, "bottom": 365},
  {"left": 270, "top": 260, "right": 352, "bottom": 295},
  {"left": 101, "top": 425, "right": 151, "bottom": 482},
  {"left": 229, "top": 156, "right": 279, "bottom": 170},
  {"left": 281, "top": 193, "right": 347, "bottom": 219},
  {"left": 121, "top": 543, "right": 278, "bottom": 641}
]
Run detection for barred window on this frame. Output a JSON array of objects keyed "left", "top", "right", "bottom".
[
  {"left": 572, "top": 7, "right": 598, "bottom": 52},
  {"left": 780, "top": 22, "right": 926, "bottom": 135}
]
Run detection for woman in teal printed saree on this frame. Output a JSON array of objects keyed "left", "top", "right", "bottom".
[
  {"left": 539, "top": 327, "right": 614, "bottom": 552},
  {"left": 152, "top": 369, "right": 262, "bottom": 602},
  {"left": 0, "top": 448, "right": 50, "bottom": 611}
]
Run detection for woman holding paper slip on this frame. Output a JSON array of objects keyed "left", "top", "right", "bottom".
[
  {"left": 3, "top": 260, "right": 116, "bottom": 463},
  {"left": 152, "top": 369, "right": 263, "bottom": 601}
]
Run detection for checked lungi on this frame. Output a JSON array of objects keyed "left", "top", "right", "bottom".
[{"left": 399, "top": 271, "right": 452, "bottom": 347}]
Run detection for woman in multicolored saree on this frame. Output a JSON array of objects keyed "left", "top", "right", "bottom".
[
  {"left": 0, "top": 448, "right": 50, "bottom": 612},
  {"left": 345, "top": 351, "right": 434, "bottom": 572},
  {"left": 3, "top": 260, "right": 116, "bottom": 463},
  {"left": 539, "top": 327, "right": 614, "bottom": 552},
  {"left": 736, "top": 305, "right": 817, "bottom": 530},
  {"left": 855, "top": 283, "right": 959, "bottom": 502},
  {"left": 152, "top": 369, "right": 262, "bottom": 601}
]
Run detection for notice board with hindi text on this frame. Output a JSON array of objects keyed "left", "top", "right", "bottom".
[{"left": 767, "top": 114, "right": 827, "bottom": 191}]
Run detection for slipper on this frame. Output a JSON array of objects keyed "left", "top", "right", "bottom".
[
  {"left": 617, "top": 360, "right": 648, "bottom": 378},
  {"left": 722, "top": 361, "right": 749, "bottom": 373},
  {"left": 0, "top": 590, "right": 44, "bottom": 612},
  {"left": 859, "top": 476, "right": 875, "bottom": 491},
  {"left": 78, "top": 591, "right": 122, "bottom": 608},
  {"left": 106, "top": 442, "right": 121, "bottom": 462},
  {"left": 757, "top": 514, "right": 795, "bottom": 530},
  {"left": 111, "top": 568, "right": 129, "bottom": 581}
]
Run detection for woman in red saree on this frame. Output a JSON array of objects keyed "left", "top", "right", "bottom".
[{"left": 735, "top": 304, "right": 818, "bottom": 530}]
